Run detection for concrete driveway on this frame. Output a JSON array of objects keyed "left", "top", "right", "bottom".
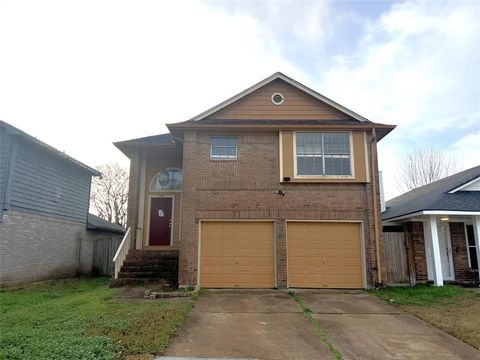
[
  {"left": 299, "top": 290, "right": 480, "bottom": 360},
  {"left": 161, "top": 289, "right": 480, "bottom": 360},
  {"left": 162, "top": 290, "right": 334, "bottom": 359}
]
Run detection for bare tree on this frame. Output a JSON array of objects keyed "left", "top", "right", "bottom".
[
  {"left": 396, "top": 146, "right": 460, "bottom": 192},
  {"left": 90, "top": 163, "right": 128, "bottom": 227}
]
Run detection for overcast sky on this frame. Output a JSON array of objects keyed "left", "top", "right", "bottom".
[{"left": 1, "top": 0, "right": 479, "bottom": 200}]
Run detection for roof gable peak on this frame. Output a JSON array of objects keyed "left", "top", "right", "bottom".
[{"left": 189, "top": 72, "right": 371, "bottom": 123}]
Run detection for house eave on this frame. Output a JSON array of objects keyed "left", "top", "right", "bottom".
[
  {"left": 383, "top": 210, "right": 480, "bottom": 222},
  {"left": 167, "top": 123, "right": 395, "bottom": 141}
]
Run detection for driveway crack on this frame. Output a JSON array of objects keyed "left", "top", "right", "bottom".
[{"left": 289, "top": 290, "right": 343, "bottom": 360}]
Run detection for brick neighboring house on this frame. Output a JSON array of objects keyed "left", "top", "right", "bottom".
[
  {"left": 382, "top": 166, "right": 480, "bottom": 286},
  {"left": 114, "top": 72, "right": 395, "bottom": 289},
  {"left": 0, "top": 121, "right": 123, "bottom": 285}
]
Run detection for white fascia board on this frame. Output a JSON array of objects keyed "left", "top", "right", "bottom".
[
  {"left": 423, "top": 210, "right": 480, "bottom": 216},
  {"left": 189, "top": 72, "right": 370, "bottom": 122},
  {"left": 448, "top": 176, "right": 480, "bottom": 193},
  {"left": 384, "top": 210, "right": 480, "bottom": 222}
]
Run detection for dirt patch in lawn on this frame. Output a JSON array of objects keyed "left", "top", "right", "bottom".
[{"left": 371, "top": 285, "right": 480, "bottom": 350}]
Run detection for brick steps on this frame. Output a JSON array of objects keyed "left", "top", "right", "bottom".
[
  {"left": 110, "top": 278, "right": 171, "bottom": 287},
  {"left": 110, "top": 250, "right": 178, "bottom": 288}
]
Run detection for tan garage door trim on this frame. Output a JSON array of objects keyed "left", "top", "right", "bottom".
[
  {"left": 286, "top": 220, "right": 367, "bottom": 289},
  {"left": 197, "top": 219, "right": 277, "bottom": 288}
]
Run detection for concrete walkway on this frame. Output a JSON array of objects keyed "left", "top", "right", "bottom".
[{"left": 160, "top": 289, "right": 480, "bottom": 360}]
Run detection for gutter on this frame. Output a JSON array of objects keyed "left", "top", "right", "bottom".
[{"left": 370, "top": 128, "right": 383, "bottom": 285}]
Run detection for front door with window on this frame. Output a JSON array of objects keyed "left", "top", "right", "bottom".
[
  {"left": 149, "top": 197, "right": 172, "bottom": 246},
  {"left": 437, "top": 223, "right": 454, "bottom": 280}
]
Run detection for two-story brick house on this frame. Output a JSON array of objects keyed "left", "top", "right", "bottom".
[{"left": 114, "top": 73, "right": 395, "bottom": 289}]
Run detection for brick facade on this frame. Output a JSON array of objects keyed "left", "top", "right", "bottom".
[
  {"left": 176, "top": 130, "right": 382, "bottom": 288},
  {"left": 404, "top": 221, "right": 428, "bottom": 283},
  {"left": 0, "top": 210, "right": 93, "bottom": 285},
  {"left": 450, "top": 222, "right": 476, "bottom": 283}
]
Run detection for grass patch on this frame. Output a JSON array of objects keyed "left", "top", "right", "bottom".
[
  {"left": 370, "top": 285, "right": 480, "bottom": 349},
  {"left": 289, "top": 290, "right": 342, "bottom": 360},
  {"left": 369, "top": 284, "right": 471, "bottom": 306},
  {"left": 0, "top": 277, "right": 193, "bottom": 359}
]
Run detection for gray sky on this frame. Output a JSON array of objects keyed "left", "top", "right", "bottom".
[{"left": 1, "top": 0, "right": 479, "bottom": 200}]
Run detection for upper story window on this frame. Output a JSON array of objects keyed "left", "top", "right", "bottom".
[
  {"left": 211, "top": 136, "right": 237, "bottom": 160},
  {"left": 151, "top": 168, "right": 183, "bottom": 191},
  {"left": 296, "top": 132, "right": 351, "bottom": 176}
]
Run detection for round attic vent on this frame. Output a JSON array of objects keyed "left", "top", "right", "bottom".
[{"left": 271, "top": 92, "right": 284, "bottom": 105}]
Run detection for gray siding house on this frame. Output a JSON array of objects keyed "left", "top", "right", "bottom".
[{"left": 0, "top": 121, "right": 107, "bottom": 285}]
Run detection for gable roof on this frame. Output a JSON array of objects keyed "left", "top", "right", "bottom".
[
  {"left": 382, "top": 165, "right": 480, "bottom": 221},
  {"left": 186, "top": 72, "right": 371, "bottom": 123},
  {"left": 87, "top": 213, "right": 126, "bottom": 234},
  {"left": 1, "top": 120, "right": 100, "bottom": 176}
]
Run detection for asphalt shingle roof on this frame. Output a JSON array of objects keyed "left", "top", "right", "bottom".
[
  {"left": 87, "top": 213, "right": 126, "bottom": 234},
  {"left": 382, "top": 165, "right": 480, "bottom": 220},
  {"left": 114, "top": 133, "right": 175, "bottom": 146}
]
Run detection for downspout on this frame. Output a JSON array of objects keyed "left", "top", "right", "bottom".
[{"left": 370, "top": 128, "right": 383, "bottom": 285}]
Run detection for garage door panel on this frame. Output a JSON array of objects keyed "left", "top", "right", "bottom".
[
  {"left": 200, "top": 221, "right": 274, "bottom": 288},
  {"left": 287, "top": 222, "right": 363, "bottom": 289}
]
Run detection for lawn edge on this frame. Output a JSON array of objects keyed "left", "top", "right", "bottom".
[
  {"left": 288, "top": 290, "right": 342, "bottom": 360},
  {"left": 368, "top": 288, "right": 480, "bottom": 351}
]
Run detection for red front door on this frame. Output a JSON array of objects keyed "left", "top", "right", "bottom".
[{"left": 149, "top": 197, "right": 172, "bottom": 246}]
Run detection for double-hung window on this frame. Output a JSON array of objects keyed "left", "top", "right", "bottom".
[
  {"left": 466, "top": 224, "right": 478, "bottom": 270},
  {"left": 211, "top": 136, "right": 237, "bottom": 160},
  {"left": 296, "top": 132, "right": 351, "bottom": 176}
]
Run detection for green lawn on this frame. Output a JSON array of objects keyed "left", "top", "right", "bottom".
[
  {"left": 0, "top": 278, "right": 193, "bottom": 359},
  {"left": 371, "top": 285, "right": 480, "bottom": 349}
]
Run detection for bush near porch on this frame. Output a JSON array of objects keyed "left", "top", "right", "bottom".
[
  {"left": 0, "top": 278, "right": 192, "bottom": 359},
  {"left": 371, "top": 285, "right": 480, "bottom": 349}
]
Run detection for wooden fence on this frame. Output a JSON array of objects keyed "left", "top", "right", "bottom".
[
  {"left": 383, "top": 231, "right": 410, "bottom": 284},
  {"left": 92, "top": 237, "right": 123, "bottom": 276}
]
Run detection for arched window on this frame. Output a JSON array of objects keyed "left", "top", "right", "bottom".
[{"left": 151, "top": 168, "right": 183, "bottom": 191}]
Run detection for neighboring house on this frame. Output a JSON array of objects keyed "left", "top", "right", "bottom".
[
  {"left": 0, "top": 120, "right": 118, "bottom": 285},
  {"left": 382, "top": 166, "right": 480, "bottom": 286},
  {"left": 86, "top": 213, "right": 125, "bottom": 276},
  {"left": 114, "top": 72, "right": 395, "bottom": 289}
]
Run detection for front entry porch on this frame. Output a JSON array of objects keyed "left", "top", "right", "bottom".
[
  {"left": 424, "top": 214, "right": 480, "bottom": 286},
  {"left": 393, "top": 213, "right": 480, "bottom": 287}
]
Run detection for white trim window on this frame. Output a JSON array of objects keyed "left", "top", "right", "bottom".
[
  {"left": 466, "top": 224, "right": 478, "bottom": 270},
  {"left": 296, "top": 132, "right": 351, "bottom": 176},
  {"left": 211, "top": 136, "right": 237, "bottom": 160}
]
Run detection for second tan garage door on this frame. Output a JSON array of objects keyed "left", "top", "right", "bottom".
[
  {"left": 287, "top": 222, "right": 363, "bottom": 288},
  {"left": 200, "top": 221, "right": 274, "bottom": 288}
]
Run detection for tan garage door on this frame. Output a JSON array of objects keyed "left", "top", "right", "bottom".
[
  {"left": 200, "top": 221, "right": 274, "bottom": 288},
  {"left": 287, "top": 222, "right": 363, "bottom": 288}
]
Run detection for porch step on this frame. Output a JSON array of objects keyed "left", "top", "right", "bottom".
[
  {"left": 120, "top": 265, "right": 176, "bottom": 272},
  {"left": 118, "top": 271, "right": 177, "bottom": 279},
  {"left": 110, "top": 278, "right": 173, "bottom": 287},
  {"left": 110, "top": 250, "right": 179, "bottom": 288}
]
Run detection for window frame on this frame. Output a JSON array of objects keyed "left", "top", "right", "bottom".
[
  {"left": 293, "top": 131, "right": 355, "bottom": 179},
  {"left": 150, "top": 168, "right": 183, "bottom": 192},
  {"left": 210, "top": 136, "right": 238, "bottom": 161},
  {"left": 465, "top": 223, "right": 479, "bottom": 271}
]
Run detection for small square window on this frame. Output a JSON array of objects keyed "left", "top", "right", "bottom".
[{"left": 211, "top": 136, "right": 237, "bottom": 160}]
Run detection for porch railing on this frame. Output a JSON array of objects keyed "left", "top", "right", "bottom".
[{"left": 113, "top": 227, "right": 132, "bottom": 279}]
